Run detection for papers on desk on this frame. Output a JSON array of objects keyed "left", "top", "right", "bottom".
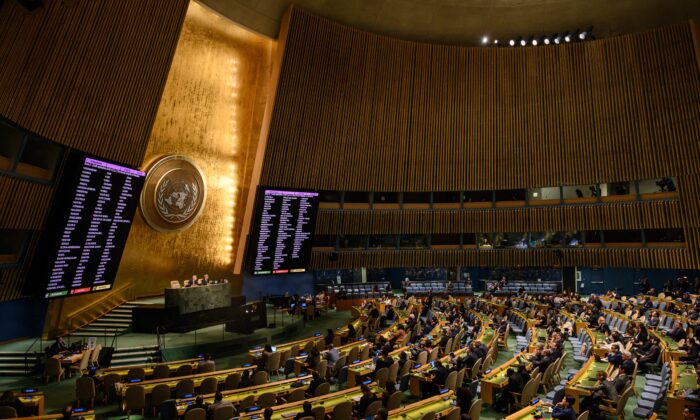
[{"left": 281, "top": 413, "right": 296, "bottom": 418}]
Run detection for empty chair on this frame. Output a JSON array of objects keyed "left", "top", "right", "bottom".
[
  {"left": 238, "top": 395, "right": 256, "bottom": 411},
  {"left": 127, "top": 368, "right": 146, "bottom": 382},
  {"left": 456, "top": 368, "right": 466, "bottom": 389},
  {"left": 286, "top": 387, "right": 306, "bottom": 403},
  {"left": 421, "top": 413, "right": 435, "bottom": 420},
  {"left": 184, "top": 407, "right": 206, "bottom": 420},
  {"left": 224, "top": 373, "right": 241, "bottom": 390},
  {"left": 102, "top": 373, "right": 121, "bottom": 403},
  {"left": 44, "top": 357, "right": 65, "bottom": 383},
  {"left": 444, "top": 407, "right": 460, "bottom": 420},
  {"left": 314, "top": 382, "right": 331, "bottom": 397},
  {"left": 153, "top": 364, "right": 171, "bottom": 380},
  {"left": 333, "top": 401, "right": 353, "bottom": 420},
  {"left": 312, "top": 406, "right": 326, "bottom": 420},
  {"left": 200, "top": 377, "right": 218, "bottom": 395},
  {"left": 316, "top": 360, "right": 328, "bottom": 378},
  {"left": 375, "top": 367, "right": 389, "bottom": 387},
  {"left": 257, "top": 392, "right": 277, "bottom": 408},
  {"left": 175, "top": 379, "right": 195, "bottom": 397},
  {"left": 124, "top": 385, "right": 146, "bottom": 419},
  {"left": 468, "top": 399, "right": 483, "bottom": 420},
  {"left": 388, "top": 361, "right": 399, "bottom": 383},
  {"left": 266, "top": 352, "right": 282, "bottom": 376},
  {"left": 199, "top": 362, "right": 215, "bottom": 374},
  {"left": 212, "top": 405, "right": 235, "bottom": 420},
  {"left": 444, "top": 371, "right": 458, "bottom": 391},
  {"left": 75, "top": 376, "right": 96, "bottom": 408},
  {"left": 176, "top": 364, "right": 193, "bottom": 377},
  {"left": 151, "top": 383, "right": 172, "bottom": 417},
  {"left": 70, "top": 350, "right": 92, "bottom": 377},
  {"left": 428, "top": 347, "right": 440, "bottom": 362},
  {"left": 252, "top": 370, "right": 269, "bottom": 385},
  {"left": 387, "top": 391, "right": 403, "bottom": 410},
  {"left": 576, "top": 411, "right": 589, "bottom": 420},
  {"left": 416, "top": 351, "right": 428, "bottom": 365},
  {"left": 0, "top": 407, "right": 17, "bottom": 419},
  {"left": 365, "top": 400, "right": 383, "bottom": 418}
]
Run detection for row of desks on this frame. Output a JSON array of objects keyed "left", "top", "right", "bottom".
[{"left": 666, "top": 361, "right": 698, "bottom": 419}]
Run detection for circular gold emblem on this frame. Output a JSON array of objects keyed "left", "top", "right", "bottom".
[{"left": 140, "top": 155, "right": 207, "bottom": 232}]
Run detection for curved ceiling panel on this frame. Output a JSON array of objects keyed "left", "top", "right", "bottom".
[{"left": 198, "top": 0, "right": 700, "bottom": 44}]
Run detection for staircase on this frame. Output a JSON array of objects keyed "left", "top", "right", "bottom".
[
  {"left": 70, "top": 302, "right": 138, "bottom": 338},
  {"left": 109, "top": 344, "right": 160, "bottom": 367},
  {"left": 0, "top": 352, "right": 41, "bottom": 376}
]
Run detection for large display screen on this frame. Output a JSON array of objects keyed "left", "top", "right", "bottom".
[
  {"left": 29, "top": 151, "right": 146, "bottom": 298},
  {"left": 249, "top": 188, "right": 320, "bottom": 275}
]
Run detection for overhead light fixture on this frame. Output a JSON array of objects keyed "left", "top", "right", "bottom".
[
  {"left": 564, "top": 35, "right": 571, "bottom": 42},
  {"left": 520, "top": 38, "right": 526, "bottom": 46},
  {"left": 554, "top": 36, "right": 561, "bottom": 44},
  {"left": 493, "top": 39, "right": 499, "bottom": 45},
  {"left": 509, "top": 39, "right": 515, "bottom": 46},
  {"left": 482, "top": 36, "right": 489, "bottom": 44},
  {"left": 544, "top": 37, "right": 550, "bottom": 45},
  {"left": 532, "top": 39, "right": 538, "bottom": 46}
]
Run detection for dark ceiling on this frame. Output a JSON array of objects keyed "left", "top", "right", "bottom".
[{"left": 197, "top": 0, "right": 700, "bottom": 45}]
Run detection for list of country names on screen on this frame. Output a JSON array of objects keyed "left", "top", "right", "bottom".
[
  {"left": 253, "top": 189, "right": 319, "bottom": 275},
  {"left": 44, "top": 158, "right": 145, "bottom": 298}
]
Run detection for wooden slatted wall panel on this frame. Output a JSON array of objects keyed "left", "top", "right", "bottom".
[
  {"left": 257, "top": 10, "right": 700, "bottom": 269},
  {"left": 311, "top": 248, "right": 692, "bottom": 271},
  {"left": 315, "top": 200, "right": 682, "bottom": 235},
  {"left": 0, "top": 0, "right": 190, "bottom": 300},
  {"left": 0, "top": 0, "right": 189, "bottom": 166},
  {"left": 262, "top": 11, "right": 700, "bottom": 192}
]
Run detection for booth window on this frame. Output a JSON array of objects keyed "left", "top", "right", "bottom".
[
  {"left": 312, "top": 235, "right": 337, "bottom": 248},
  {"left": 399, "top": 234, "right": 429, "bottom": 249},
  {"left": 339, "top": 235, "right": 367, "bottom": 249},
  {"left": 645, "top": 228, "right": 684, "bottom": 245},
  {"left": 0, "top": 119, "right": 64, "bottom": 182},
  {"left": 463, "top": 190, "right": 492, "bottom": 203},
  {"left": 0, "top": 230, "right": 31, "bottom": 266},
  {"left": 604, "top": 229, "right": 642, "bottom": 245},
  {"left": 431, "top": 234, "right": 462, "bottom": 247},
  {"left": 343, "top": 191, "right": 371, "bottom": 203},
  {"left": 368, "top": 235, "right": 397, "bottom": 249},
  {"left": 494, "top": 232, "right": 528, "bottom": 249},
  {"left": 319, "top": 190, "right": 341, "bottom": 203}
]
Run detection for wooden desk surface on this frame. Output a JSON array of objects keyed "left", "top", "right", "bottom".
[
  {"left": 15, "top": 411, "right": 95, "bottom": 420},
  {"left": 503, "top": 401, "right": 545, "bottom": 420},
  {"left": 118, "top": 365, "right": 256, "bottom": 397},
  {"left": 18, "top": 391, "right": 45, "bottom": 415},
  {"left": 238, "top": 384, "right": 382, "bottom": 419},
  {"left": 97, "top": 358, "right": 203, "bottom": 380},
  {"left": 565, "top": 357, "right": 610, "bottom": 413},
  {"left": 176, "top": 375, "right": 313, "bottom": 415},
  {"left": 388, "top": 391, "right": 456, "bottom": 419}
]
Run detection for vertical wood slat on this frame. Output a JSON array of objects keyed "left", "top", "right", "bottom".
[
  {"left": 261, "top": 10, "right": 700, "bottom": 270},
  {"left": 0, "top": 0, "right": 191, "bottom": 301},
  {"left": 0, "top": 0, "right": 190, "bottom": 167}
]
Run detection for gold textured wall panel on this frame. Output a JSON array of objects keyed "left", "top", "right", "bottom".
[
  {"left": 0, "top": 0, "right": 189, "bottom": 302},
  {"left": 44, "top": 2, "right": 274, "bottom": 326}
]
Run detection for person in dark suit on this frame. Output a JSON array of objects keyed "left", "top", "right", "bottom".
[
  {"left": 306, "top": 371, "right": 325, "bottom": 397},
  {"left": 606, "top": 344, "right": 623, "bottom": 368},
  {"left": 375, "top": 349, "right": 394, "bottom": 373},
  {"left": 355, "top": 385, "right": 377, "bottom": 418},
  {"left": 185, "top": 395, "right": 208, "bottom": 415},
  {"left": 667, "top": 321, "right": 687, "bottom": 342},
  {"left": 48, "top": 336, "right": 68, "bottom": 357},
  {"left": 585, "top": 372, "right": 618, "bottom": 414},
  {"left": 294, "top": 402, "right": 314, "bottom": 420},
  {"left": 638, "top": 338, "right": 661, "bottom": 373},
  {"left": 432, "top": 360, "right": 449, "bottom": 386},
  {"left": 518, "top": 364, "right": 531, "bottom": 385},
  {"left": 493, "top": 369, "right": 523, "bottom": 412},
  {"left": 551, "top": 396, "right": 577, "bottom": 420}
]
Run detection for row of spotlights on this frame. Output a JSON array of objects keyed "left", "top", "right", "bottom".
[{"left": 481, "top": 27, "right": 593, "bottom": 47}]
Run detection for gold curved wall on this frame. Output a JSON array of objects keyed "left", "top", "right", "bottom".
[{"left": 243, "top": 9, "right": 700, "bottom": 270}]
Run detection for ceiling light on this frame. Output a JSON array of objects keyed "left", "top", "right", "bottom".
[
  {"left": 544, "top": 38, "right": 550, "bottom": 45},
  {"left": 532, "top": 39, "right": 538, "bottom": 46},
  {"left": 520, "top": 39, "right": 526, "bottom": 46},
  {"left": 482, "top": 36, "right": 489, "bottom": 44},
  {"left": 509, "top": 40, "right": 515, "bottom": 46},
  {"left": 493, "top": 39, "right": 499, "bottom": 45},
  {"left": 564, "top": 35, "right": 571, "bottom": 42}
]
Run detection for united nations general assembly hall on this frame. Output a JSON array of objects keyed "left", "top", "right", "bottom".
[{"left": 0, "top": 0, "right": 700, "bottom": 419}]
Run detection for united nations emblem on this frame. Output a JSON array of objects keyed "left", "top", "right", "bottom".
[{"left": 140, "top": 155, "right": 207, "bottom": 232}]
